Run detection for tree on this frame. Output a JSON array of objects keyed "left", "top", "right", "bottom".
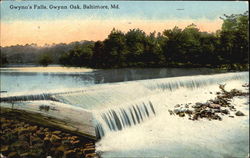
[
  {"left": 38, "top": 54, "right": 53, "bottom": 66},
  {"left": 219, "top": 11, "right": 249, "bottom": 64},
  {"left": 59, "top": 43, "right": 93, "bottom": 67},
  {"left": 102, "top": 28, "right": 127, "bottom": 68},
  {"left": 92, "top": 41, "right": 105, "bottom": 68},
  {"left": 0, "top": 53, "right": 8, "bottom": 67}
]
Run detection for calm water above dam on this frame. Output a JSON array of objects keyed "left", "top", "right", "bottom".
[{"left": 0, "top": 66, "right": 224, "bottom": 93}]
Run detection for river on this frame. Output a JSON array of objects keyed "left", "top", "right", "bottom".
[{"left": 0, "top": 66, "right": 249, "bottom": 158}]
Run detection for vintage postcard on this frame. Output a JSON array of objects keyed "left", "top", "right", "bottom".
[{"left": 0, "top": 1, "right": 249, "bottom": 158}]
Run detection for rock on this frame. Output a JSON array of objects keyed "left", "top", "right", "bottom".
[
  {"left": 36, "top": 130, "right": 45, "bottom": 139},
  {"left": 1, "top": 145, "right": 10, "bottom": 155},
  {"left": 168, "top": 110, "right": 174, "bottom": 115},
  {"left": 52, "top": 131, "right": 62, "bottom": 135},
  {"left": 85, "top": 153, "right": 99, "bottom": 158},
  {"left": 174, "top": 104, "right": 181, "bottom": 108},
  {"left": 65, "top": 150, "right": 76, "bottom": 158},
  {"left": 209, "top": 104, "right": 220, "bottom": 109},
  {"left": 28, "top": 126, "right": 38, "bottom": 132},
  {"left": 71, "top": 140, "right": 81, "bottom": 147},
  {"left": 33, "top": 142, "right": 44, "bottom": 149},
  {"left": 52, "top": 142, "right": 61, "bottom": 148},
  {"left": 85, "top": 143, "right": 94, "bottom": 147},
  {"left": 212, "top": 109, "right": 221, "bottom": 113},
  {"left": 31, "top": 136, "right": 42, "bottom": 144},
  {"left": 211, "top": 114, "right": 222, "bottom": 121},
  {"left": 70, "top": 136, "right": 78, "bottom": 140},
  {"left": 56, "top": 145, "right": 65, "bottom": 152},
  {"left": 23, "top": 124, "right": 30, "bottom": 128},
  {"left": 211, "top": 99, "right": 220, "bottom": 104},
  {"left": 173, "top": 109, "right": 181, "bottom": 114},
  {"left": 235, "top": 111, "right": 245, "bottom": 116},
  {"left": 19, "top": 152, "right": 29, "bottom": 157},
  {"left": 17, "top": 128, "right": 30, "bottom": 135},
  {"left": 84, "top": 147, "right": 95, "bottom": 155},
  {"left": 50, "top": 135, "right": 62, "bottom": 148},
  {"left": 43, "top": 136, "right": 52, "bottom": 149},
  {"left": 54, "top": 146, "right": 64, "bottom": 158},
  {"left": 221, "top": 109, "right": 229, "bottom": 115},
  {"left": 229, "top": 115, "right": 234, "bottom": 118},
  {"left": 178, "top": 112, "right": 185, "bottom": 117},
  {"left": 18, "top": 133, "right": 29, "bottom": 142},
  {"left": 8, "top": 152, "right": 20, "bottom": 158},
  {"left": 43, "top": 128, "right": 49, "bottom": 132},
  {"left": 12, "top": 141, "right": 29, "bottom": 151},
  {"left": 193, "top": 102, "right": 203, "bottom": 108},
  {"left": 1, "top": 123, "right": 10, "bottom": 129},
  {"left": 184, "top": 109, "right": 193, "bottom": 115}
]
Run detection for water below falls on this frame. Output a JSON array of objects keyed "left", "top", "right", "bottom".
[{"left": 91, "top": 72, "right": 249, "bottom": 158}]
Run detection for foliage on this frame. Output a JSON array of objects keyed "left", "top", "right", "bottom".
[
  {"left": 59, "top": 43, "right": 94, "bottom": 67},
  {"left": 38, "top": 54, "right": 53, "bottom": 66},
  {"left": 0, "top": 53, "right": 8, "bottom": 67},
  {"left": 219, "top": 11, "right": 249, "bottom": 64},
  {"left": 59, "top": 12, "right": 248, "bottom": 69}
]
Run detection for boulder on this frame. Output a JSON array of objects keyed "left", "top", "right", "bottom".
[{"left": 235, "top": 111, "right": 245, "bottom": 116}]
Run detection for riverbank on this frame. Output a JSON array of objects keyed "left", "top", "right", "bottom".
[{"left": 0, "top": 108, "right": 99, "bottom": 158}]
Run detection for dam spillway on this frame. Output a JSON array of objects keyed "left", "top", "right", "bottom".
[{"left": 0, "top": 71, "right": 248, "bottom": 139}]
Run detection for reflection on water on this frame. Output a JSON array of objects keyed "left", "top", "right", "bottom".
[{"left": 1, "top": 67, "right": 225, "bottom": 93}]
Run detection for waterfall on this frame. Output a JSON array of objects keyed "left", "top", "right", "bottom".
[{"left": 94, "top": 101, "right": 156, "bottom": 139}]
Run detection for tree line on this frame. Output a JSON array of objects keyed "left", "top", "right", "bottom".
[
  {"left": 1, "top": 11, "right": 248, "bottom": 70},
  {"left": 0, "top": 41, "right": 93, "bottom": 66},
  {"left": 58, "top": 11, "right": 249, "bottom": 70}
]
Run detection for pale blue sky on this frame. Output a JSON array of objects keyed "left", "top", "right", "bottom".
[{"left": 1, "top": 1, "right": 248, "bottom": 22}]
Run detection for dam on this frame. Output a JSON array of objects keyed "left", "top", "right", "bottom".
[{"left": 1, "top": 70, "right": 248, "bottom": 142}]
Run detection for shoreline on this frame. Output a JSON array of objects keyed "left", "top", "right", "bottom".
[
  {"left": 0, "top": 107, "right": 99, "bottom": 158},
  {"left": 0, "top": 64, "right": 249, "bottom": 72}
]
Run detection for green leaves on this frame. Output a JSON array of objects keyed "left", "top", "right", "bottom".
[{"left": 58, "top": 11, "right": 248, "bottom": 69}]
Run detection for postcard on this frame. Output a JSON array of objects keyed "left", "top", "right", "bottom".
[{"left": 0, "top": 1, "right": 249, "bottom": 158}]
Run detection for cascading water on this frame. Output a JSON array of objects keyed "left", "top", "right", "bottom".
[{"left": 94, "top": 101, "right": 156, "bottom": 139}]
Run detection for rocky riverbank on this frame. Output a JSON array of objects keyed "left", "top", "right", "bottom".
[
  {"left": 0, "top": 109, "right": 99, "bottom": 158},
  {"left": 168, "top": 83, "right": 249, "bottom": 120}
]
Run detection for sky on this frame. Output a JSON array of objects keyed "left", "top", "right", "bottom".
[{"left": 0, "top": 1, "right": 248, "bottom": 47}]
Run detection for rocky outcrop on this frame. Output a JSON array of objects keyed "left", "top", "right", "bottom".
[
  {"left": 0, "top": 113, "right": 99, "bottom": 158},
  {"left": 169, "top": 83, "right": 249, "bottom": 121}
]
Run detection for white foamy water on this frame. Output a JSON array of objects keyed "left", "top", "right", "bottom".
[{"left": 95, "top": 81, "right": 249, "bottom": 158}]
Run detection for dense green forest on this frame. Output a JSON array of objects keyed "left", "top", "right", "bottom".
[{"left": 1, "top": 12, "right": 249, "bottom": 70}]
